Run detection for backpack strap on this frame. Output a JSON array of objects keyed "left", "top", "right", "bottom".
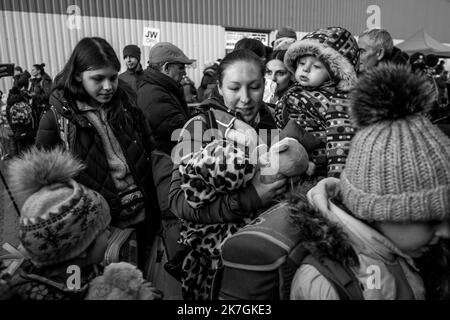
[
  {"left": 303, "top": 252, "right": 364, "bottom": 300},
  {"left": 50, "top": 105, "right": 76, "bottom": 152},
  {"left": 282, "top": 244, "right": 311, "bottom": 300}
]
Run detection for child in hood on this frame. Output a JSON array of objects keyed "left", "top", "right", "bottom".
[
  {"left": 275, "top": 26, "right": 359, "bottom": 180},
  {"left": 290, "top": 63, "right": 450, "bottom": 300}
]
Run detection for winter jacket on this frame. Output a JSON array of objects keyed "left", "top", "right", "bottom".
[
  {"left": 4, "top": 261, "right": 100, "bottom": 300},
  {"left": 168, "top": 99, "right": 278, "bottom": 224},
  {"left": 137, "top": 68, "right": 191, "bottom": 155},
  {"left": 275, "top": 84, "right": 355, "bottom": 179},
  {"left": 119, "top": 64, "right": 145, "bottom": 93},
  {"left": 35, "top": 88, "right": 161, "bottom": 236},
  {"left": 289, "top": 178, "right": 425, "bottom": 300}
]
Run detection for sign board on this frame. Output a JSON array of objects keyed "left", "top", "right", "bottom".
[
  {"left": 226, "top": 30, "right": 269, "bottom": 52},
  {"left": 143, "top": 27, "right": 160, "bottom": 47}
]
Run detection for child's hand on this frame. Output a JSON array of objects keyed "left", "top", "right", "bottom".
[
  {"left": 251, "top": 170, "right": 287, "bottom": 207},
  {"left": 307, "top": 177, "right": 340, "bottom": 212}
]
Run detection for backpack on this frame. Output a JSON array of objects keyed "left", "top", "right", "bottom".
[
  {"left": 215, "top": 202, "right": 364, "bottom": 300},
  {"left": 9, "top": 101, "right": 34, "bottom": 126}
]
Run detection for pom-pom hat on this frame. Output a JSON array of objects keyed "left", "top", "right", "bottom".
[
  {"left": 340, "top": 63, "right": 450, "bottom": 223},
  {"left": 8, "top": 148, "right": 111, "bottom": 267}
]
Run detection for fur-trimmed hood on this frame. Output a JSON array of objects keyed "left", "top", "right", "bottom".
[
  {"left": 284, "top": 39, "right": 357, "bottom": 91},
  {"left": 292, "top": 178, "right": 426, "bottom": 300},
  {"left": 287, "top": 189, "right": 358, "bottom": 268}
]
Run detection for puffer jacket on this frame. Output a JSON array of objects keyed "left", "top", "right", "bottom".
[
  {"left": 275, "top": 84, "right": 355, "bottom": 179},
  {"left": 289, "top": 178, "right": 426, "bottom": 300},
  {"left": 137, "top": 68, "right": 191, "bottom": 155},
  {"left": 35, "top": 88, "right": 161, "bottom": 236}
]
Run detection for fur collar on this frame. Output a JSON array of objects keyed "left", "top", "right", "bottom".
[
  {"left": 284, "top": 40, "right": 357, "bottom": 92},
  {"left": 286, "top": 191, "right": 359, "bottom": 269}
]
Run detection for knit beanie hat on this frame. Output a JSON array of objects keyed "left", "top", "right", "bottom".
[
  {"left": 284, "top": 26, "right": 359, "bottom": 91},
  {"left": 340, "top": 63, "right": 450, "bottom": 223},
  {"left": 8, "top": 147, "right": 111, "bottom": 267},
  {"left": 123, "top": 44, "right": 141, "bottom": 60},
  {"left": 276, "top": 27, "right": 298, "bottom": 40}
]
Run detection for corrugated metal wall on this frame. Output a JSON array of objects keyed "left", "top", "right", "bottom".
[
  {"left": 2, "top": 0, "right": 450, "bottom": 91},
  {"left": 0, "top": 9, "right": 225, "bottom": 92},
  {"left": 1, "top": 0, "right": 450, "bottom": 41}
]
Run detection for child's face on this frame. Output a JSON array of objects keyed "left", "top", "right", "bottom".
[
  {"left": 295, "top": 56, "right": 330, "bottom": 88},
  {"left": 76, "top": 66, "right": 118, "bottom": 107},
  {"left": 375, "top": 220, "right": 450, "bottom": 258}
]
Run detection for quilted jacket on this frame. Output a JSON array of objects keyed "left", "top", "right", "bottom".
[{"left": 35, "top": 88, "right": 161, "bottom": 235}]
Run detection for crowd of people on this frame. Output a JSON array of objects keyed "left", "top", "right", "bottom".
[{"left": 0, "top": 25, "right": 450, "bottom": 301}]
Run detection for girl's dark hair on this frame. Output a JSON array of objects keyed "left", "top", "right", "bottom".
[
  {"left": 269, "top": 49, "right": 287, "bottom": 62},
  {"left": 217, "top": 49, "right": 265, "bottom": 86},
  {"left": 33, "top": 63, "right": 46, "bottom": 74},
  {"left": 234, "top": 38, "right": 266, "bottom": 58},
  {"left": 14, "top": 66, "right": 23, "bottom": 73},
  {"left": 53, "top": 37, "right": 134, "bottom": 127},
  {"left": 16, "top": 76, "right": 29, "bottom": 90}
]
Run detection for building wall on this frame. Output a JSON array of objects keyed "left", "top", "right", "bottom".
[
  {"left": 1, "top": 0, "right": 450, "bottom": 90},
  {"left": 0, "top": 8, "right": 225, "bottom": 90}
]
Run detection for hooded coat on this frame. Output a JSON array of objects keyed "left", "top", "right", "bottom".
[
  {"left": 275, "top": 36, "right": 358, "bottom": 180},
  {"left": 289, "top": 178, "right": 426, "bottom": 300}
]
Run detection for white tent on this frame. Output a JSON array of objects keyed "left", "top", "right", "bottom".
[{"left": 397, "top": 29, "right": 450, "bottom": 57}]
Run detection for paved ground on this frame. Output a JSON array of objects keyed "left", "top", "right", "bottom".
[{"left": 0, "top": 160, "right": 20, "bottom": 255}]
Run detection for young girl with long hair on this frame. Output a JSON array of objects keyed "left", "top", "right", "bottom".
[{"left": 35, "top": 37, "right": 161, "bottom": 270}]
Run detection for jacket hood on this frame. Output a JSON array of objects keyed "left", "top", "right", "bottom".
[
  {"left": 284, "top": 39, "right": 357, "bottom": 91},
  {"left": 287, "top": 190, "right": 359, "bottom": 268},
  {"left": 305, "top": 178, "right": 419, "bottom": 267},
  {"left": 304, "top": 178, "right": 427, "bottom": 299}
]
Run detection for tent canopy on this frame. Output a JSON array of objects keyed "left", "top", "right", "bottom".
[{"left": 397, "top": 29, "right": 450, "bottom": 58}]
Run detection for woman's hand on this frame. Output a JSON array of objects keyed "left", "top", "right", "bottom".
[{"left": 251, "top": 170, "right": 287, "bottom": 207}]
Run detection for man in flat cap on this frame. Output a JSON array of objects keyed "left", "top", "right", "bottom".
[{"left": 137, "top": 42, "right": 194, "bottom": 155}]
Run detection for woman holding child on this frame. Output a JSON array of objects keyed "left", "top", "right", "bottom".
[
  {"left": 275, "top": 26, "right": 359, "bottom": 180},
  {"left": 169, "top": 50, "right": 288, "bottom": 299}
]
